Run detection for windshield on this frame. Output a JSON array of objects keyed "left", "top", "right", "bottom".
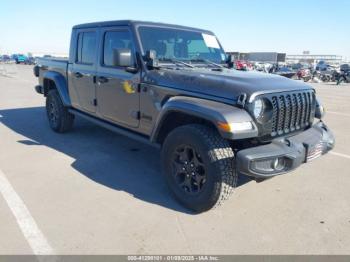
[{"left": 138, "top": 26, "right": 227, "bottom": 64}]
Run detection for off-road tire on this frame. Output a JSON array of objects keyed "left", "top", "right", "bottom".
[
  {"left": 46, "top": 89, "right": 74, "bottom": 133},
  {"left": 161, "top": 124, "right": 237, "bottom": 213}
]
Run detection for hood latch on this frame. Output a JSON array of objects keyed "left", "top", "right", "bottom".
[{"left": 237, "top": 93, "right": 247, "bottom": 108}]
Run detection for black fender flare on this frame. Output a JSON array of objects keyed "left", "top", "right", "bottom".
[
  {"left": 150, "top": 96, "right": 258, "bottom": 142},
  {"left": 43, "top": 71, "right": 71, "bottom": 106}
]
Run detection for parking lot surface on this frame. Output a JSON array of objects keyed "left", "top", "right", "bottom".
[{"left": 0, "top": 64, "right": 350, "bottom": 255}]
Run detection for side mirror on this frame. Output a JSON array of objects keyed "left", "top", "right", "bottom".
[
  {"left": 144, "top": 50, "right": 159, "bottom": 68},
  {"left": 113, "top": 48, "right": 133, "bottom": 67}
]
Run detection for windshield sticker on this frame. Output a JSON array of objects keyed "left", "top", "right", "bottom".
[{"left": 202, "top": 34, "right": 220, "bottom": 49}]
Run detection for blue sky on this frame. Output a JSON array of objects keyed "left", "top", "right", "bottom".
[{"left": 1, "top": 0, "right": 349, "bottom": 59}]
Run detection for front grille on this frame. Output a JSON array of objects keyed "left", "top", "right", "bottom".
[{"left": 270, "top": 91, "right": 315, "bottom": 137}]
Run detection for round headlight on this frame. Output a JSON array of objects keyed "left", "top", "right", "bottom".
[
  {"left": 253, "top": 99, "right": 264, "bottom": 119},
  {"left": 251, "top": 98, "right": 273, "bottom": 123}
]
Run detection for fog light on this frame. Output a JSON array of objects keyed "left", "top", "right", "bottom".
[
  {"left": 272, "top": 158, "right": 286, "bottom": 171},
  {"left": 252, "top": 157, "right": 288, "bottom": 174}
]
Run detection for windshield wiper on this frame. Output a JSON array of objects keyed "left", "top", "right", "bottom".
[
  {"left": 189, "top": 58, "right": 225, "bottom": 69},
  {"left": 158, "top": 58, "right": 195, "bottom": 68}
]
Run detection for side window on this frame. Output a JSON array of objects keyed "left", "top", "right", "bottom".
[
  {"left": 77, "top": 33, "right": 83, "bottom": 62},
  {"left": 76, "top": 32, "right": 96, "bottom": 64},
  {"left": 103, "top": 30, "right": 135, "bottom": 67}
]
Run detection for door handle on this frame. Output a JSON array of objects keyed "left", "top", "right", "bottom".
[
  {"left": 74, "top": 72, "right": 83, "bottom": 78},
  {"left": 97, "top": 76, "right": 109, "bottom": 84}
]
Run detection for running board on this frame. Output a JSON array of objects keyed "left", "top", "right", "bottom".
[{"left": 69, "top": 109, "right": 160, "bottom": 149}]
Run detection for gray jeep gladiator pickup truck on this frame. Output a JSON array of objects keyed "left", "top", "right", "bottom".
[{"left": 33, "top": 20, "right": 335, "bottom": 212}]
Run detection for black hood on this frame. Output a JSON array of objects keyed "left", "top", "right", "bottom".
[{"left": 144, "top": 68, "right": 313, "bottom": 102}]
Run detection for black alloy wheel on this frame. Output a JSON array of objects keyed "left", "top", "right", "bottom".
[{"left": 172, "top": 145, "right": 207, "bottom": 195}]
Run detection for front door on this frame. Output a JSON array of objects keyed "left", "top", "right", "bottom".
[{"left": 96, "top": 27, "right": 140, "bottom": 128}]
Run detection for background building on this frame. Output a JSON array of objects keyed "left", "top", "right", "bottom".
[
  {"left": 286, "top": 54, "right": 343, "bottom": 64},
  {"left": 227, "top": 52, "right": 286, "bottom": 63},
  {"left": 227, "top": 51, "right": 344, "bottom": 65}
]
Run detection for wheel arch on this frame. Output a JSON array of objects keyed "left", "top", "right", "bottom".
[
  {"left": 150, "top": 96, "right": 257, "bottom": 144},
  {"left": 43, "top": 71, "right": 71, "bottom": 107},
  {"left": 152, "top": 110, "right": 218, "bottom": 144}
]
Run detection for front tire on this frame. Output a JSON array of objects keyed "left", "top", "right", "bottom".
[
  {"left": 161, "top": 124, "right": 237, "bottom": 213},
  {"left": 46, "top": 89, "right": 74, "bottom": 133}
]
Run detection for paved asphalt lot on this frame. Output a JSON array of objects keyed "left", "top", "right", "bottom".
[{"left": 0, "top": 64, "right": 349, "bottom": 255}]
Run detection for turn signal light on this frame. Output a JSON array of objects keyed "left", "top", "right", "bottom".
[{"left": 217, "top": 121, "right": 253, "bottom": 132}]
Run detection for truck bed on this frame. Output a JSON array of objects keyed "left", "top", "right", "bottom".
[{"left": 36, "top": 57, "right": 69, "bottom": 80}]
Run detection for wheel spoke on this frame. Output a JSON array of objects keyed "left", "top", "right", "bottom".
[
  {"left": 172, "top": 160, "right": 185, "bottom": 176},
  {"left": 179, "top": 177, "right": 190, "bottom": 191},
  {"left": 195, "top": 174, "right": 205, "bottom": 186},
  {"left": 179, "top": 179, "right": 187, "bottom": 187},
  {"left": 179, "top": 146, "right": 195, "bottom": 162},
  {"left": 193, "top": 152, "right": 203, "bottom": 166},
  {"left": 178, "top": 149, "right": 189, "bottom": 162},
  {"left": 185, "top": 178, "right": 193, "bottom": 193}
]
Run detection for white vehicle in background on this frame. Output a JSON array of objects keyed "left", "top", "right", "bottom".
[{"left": 253, "top": 62, "right": 272, "bottom": 73}]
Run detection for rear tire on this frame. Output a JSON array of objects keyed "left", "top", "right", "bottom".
[
  {"left": 161, "top": 124, "right": 237, "bottom": 213},
  {"left": 46, "top": 89, "right": 74, "bottom": 133}
]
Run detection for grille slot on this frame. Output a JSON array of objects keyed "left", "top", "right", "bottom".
[{"left": 270, "top": 91, "right": 314, "bottom": 137}]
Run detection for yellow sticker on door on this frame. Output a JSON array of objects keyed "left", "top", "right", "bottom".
[{"left": 122, "top": 81, "right": 135, "bottom": 94}]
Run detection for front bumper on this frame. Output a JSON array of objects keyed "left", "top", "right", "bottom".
[{"left": 236, "top": 121, "right": 335, "bottom": 178}]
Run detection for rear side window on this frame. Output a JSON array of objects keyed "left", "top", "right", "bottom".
[
  {"left": 103, "top": 30, "right": 135, "bottom": 67},
  {"left": 76, "top": 32, "right": 96, "bottom": 64}
]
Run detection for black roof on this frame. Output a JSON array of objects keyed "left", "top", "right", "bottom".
[{"left": 72, "top": 20, "right": 214, "bottom": 34}]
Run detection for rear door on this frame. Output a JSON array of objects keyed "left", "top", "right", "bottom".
[
  {"left": 70, "top": 29, "right": 98, "bottom": 113},
  {"left": 96, "top": 27, "right": 140, "bottom": 128}
]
